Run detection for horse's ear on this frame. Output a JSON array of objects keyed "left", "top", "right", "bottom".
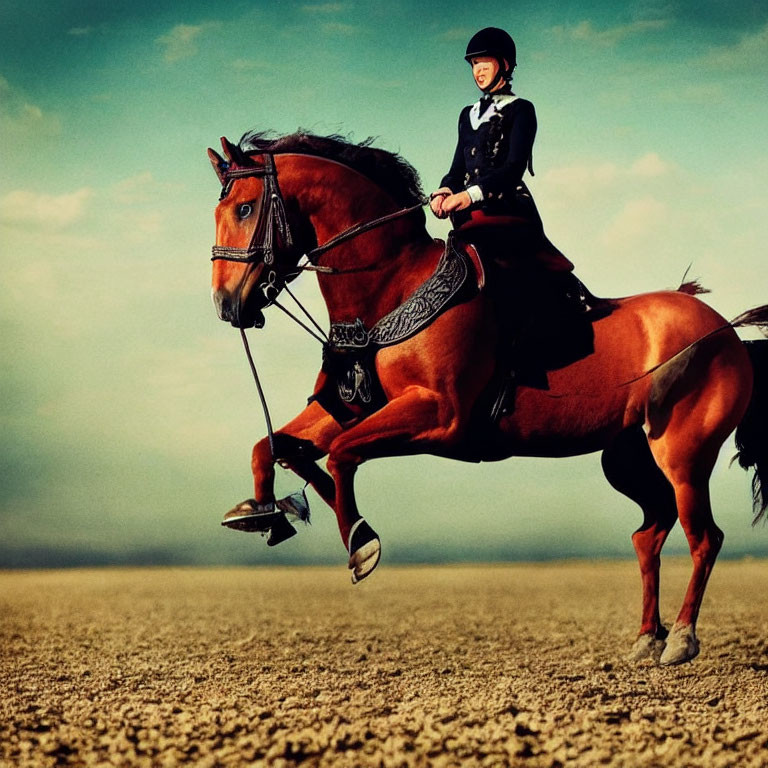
[
  {"left": 220, "top": 136, "right": 235, "bottom": 161},
  {"left": 207, "top": 148, "right": 228, "bottom": 185},
  {"left": 221, "top": 136, "right": 254, "bottom": 167},
  {"left": 220, "top": 137, "right": 244, "bottom": 164}
]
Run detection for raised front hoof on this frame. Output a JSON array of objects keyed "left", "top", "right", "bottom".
[
  {"left": 222, "top": 499, "right": 280, "bottom": 532},
  {"left": 629, "top": 633, "right": 667, "bottom": 664},
  {"left": 221, "top": 500, "right": 297, "bottom": 545},
  {"left": 659, "top": 624, "right": 699, "bottom": 666},
  {"left": 347, "top": 519, "right": 381, "bottom": 585}
]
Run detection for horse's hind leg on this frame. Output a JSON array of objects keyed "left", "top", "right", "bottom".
[
  {"left": 646, "top": 426, "right": 726, "bottom": 665},
  {"left": 601, "top": 426, "right": 678, "bottom": 663},
  {"left": 643, "top": 335, "right": 752, "bottom": 665}
]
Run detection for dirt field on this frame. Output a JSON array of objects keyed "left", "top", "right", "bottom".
[{"left": 2, "top": 561, "right": 768, "bottom": 767}]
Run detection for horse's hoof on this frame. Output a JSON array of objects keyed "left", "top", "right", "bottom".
[
  {"left": 221, "top": 499, "right": 280, "bottom": 532},
  {"left": 659, "top": 623, "right": 699, "bottom": 666},
  {"left": 347, "top": 518, "right": 381, "bottom": 584},
  {"left": 628, "top": 633, "right": 667, "bottom": 664}
]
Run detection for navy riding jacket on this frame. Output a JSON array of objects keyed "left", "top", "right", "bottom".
[{"left": 441, "top": 93, "right": 537, "bottom": 222}]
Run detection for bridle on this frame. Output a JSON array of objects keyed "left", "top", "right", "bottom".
[
  {"left": 211, "top": 154, "right": 294, "bottom": 267},
  {"left": 210, "top": 151, "right": 427, "bottom": 276}
]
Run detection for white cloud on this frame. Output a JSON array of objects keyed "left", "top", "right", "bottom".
[
  {"left": 0, "top": 75, "right": 59, "bottom": 138},
  {"left": 552, "top": 18, "right": 669, "bottom": 47},
  {"left": 110, "top": 172, "right": 168, "bottom": 204},
  {"left": 301, "top": 2, "right": 346, "bottom": 11},
  {"left": 543, "top": 152, "right": 671, "bottom": 195},
  {"left": 156, "top": 24, "right": 205, "bottom": 63},
  {"left": 629, "top": 152, "right": 669, "bottom": 177},
  {"left": 0, "top": 188, "right": 92, "bottom": 227},
  {"left": 437, "top": 27, "right": 474, "bottom": 42},
  {"left": 321, "top": 21, "right": 359, "bottom": 36},
  {"left": 21, "top": 103, "right": 43, "bottom": 121},
  {"left": 105, "top": 173, "right": 182, "bottom": 240},
  {"left": 125, "top": 211, "right": 166, "bottom": 240},
  {"left": 232, "top": 58, "right": 269, "bottom": 72},
  {"left": 697, "top": 23, "right": 768, "bottom": 71},
  {"left": 658, "top": 82, "right": 725, "bottom": 105},
  {"left": 600, "top": 196, "right": 667, "bottom": 248},
  {"left": 543, "top": 161, "right": 619, "bottom": 191}
]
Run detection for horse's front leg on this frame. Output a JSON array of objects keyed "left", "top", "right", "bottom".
[
  {"left": 326, "top": 386, "right": 458, "bottom": 583},
  {"left": 223, "top": 401, "right": 342, "bottom": 538}
]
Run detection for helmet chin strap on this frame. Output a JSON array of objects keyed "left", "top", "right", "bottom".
[{"left": 481, "top": 75, "right": 506, "bottom": 94}]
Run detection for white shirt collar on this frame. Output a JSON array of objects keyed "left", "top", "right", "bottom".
[{"left": 469, "top": 92, "right": 518, "bottom": 130}]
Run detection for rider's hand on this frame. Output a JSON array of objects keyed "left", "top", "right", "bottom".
[
  {"left": 441, "top": 191, "right": 472, "bottom": 214},
  {"left": 429, "top": 188, "right": 452, "bottom": 218}
]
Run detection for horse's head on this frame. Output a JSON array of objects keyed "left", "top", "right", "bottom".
[
  {"left": 208, "top": 138, "right": 311, "bottom": 328},
  {"left": 210, "top": 131, "right": 432, "bottom": 329}
]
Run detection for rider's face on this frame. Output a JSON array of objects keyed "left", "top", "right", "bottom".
[{"left": 471, "top": 56, "right": 501, "bottom": 90}]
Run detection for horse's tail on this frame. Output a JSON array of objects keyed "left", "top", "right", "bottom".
[{"left": 735, "top": 338, "right": 768, "bottom": 525}]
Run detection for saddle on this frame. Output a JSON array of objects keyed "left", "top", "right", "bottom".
[{"left": 311, "top": 231, "right": 596, "bottom": 426}]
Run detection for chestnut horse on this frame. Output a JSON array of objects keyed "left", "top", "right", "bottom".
[{"left": 208, "top": 132, "right": 768, "bottom": 665}]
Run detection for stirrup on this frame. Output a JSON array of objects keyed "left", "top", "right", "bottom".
[{"left": 490, "top": 373, "right": 517, "bottom": 422}]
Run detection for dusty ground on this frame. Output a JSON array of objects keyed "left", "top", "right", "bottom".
[{"left": 2, "top": 561, "right": 768, "bottom": 767}]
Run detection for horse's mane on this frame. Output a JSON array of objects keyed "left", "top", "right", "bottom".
[{"left": 238, "top": 130, "right": 425, "bottom": 208}]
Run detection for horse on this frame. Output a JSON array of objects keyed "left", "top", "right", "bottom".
[{"left": 207, "top": 131, "right": 768, "bottom": 666}]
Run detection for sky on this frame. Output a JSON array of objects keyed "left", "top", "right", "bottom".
[{"left": 1, "top": 0, "right": 767, "bottom": 569}]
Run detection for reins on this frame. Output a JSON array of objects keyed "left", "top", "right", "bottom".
[
  {"left": 300, "top": 199, "right": 427, "bottom": 271},
  {"left": 210, "top": 151, "right": 428, "bottom": 272},
  {"left": 240, "top": 327, "right": 275, "bottom": 460},
  {"left": 212, "top": 199, "right": 427, "bottom": 272},
  {"left": 214, "top": 152, "right": 428, "bottom": 453}
]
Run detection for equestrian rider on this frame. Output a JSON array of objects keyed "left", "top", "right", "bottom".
[
  {"left": 430, "top": 28, "right": 586, "bottom": 400},
  {"left": 430, "top": 27, "right": 573, "bottom": 276}
]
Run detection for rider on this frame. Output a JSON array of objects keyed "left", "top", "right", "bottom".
[
  {"left": 430, "top": 28, "right": 586, "bottom": 398},
  {"left": 430, "top": 26, "right": 571, "bottom": 273}
]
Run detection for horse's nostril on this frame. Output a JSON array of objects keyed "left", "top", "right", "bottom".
[{"left": 214, "top": 292, "right": 233, "bottom": 321}]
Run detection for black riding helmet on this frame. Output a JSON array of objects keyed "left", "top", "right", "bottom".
[{"left": 465, "top": 27, "right": 517, "bottom": 90}]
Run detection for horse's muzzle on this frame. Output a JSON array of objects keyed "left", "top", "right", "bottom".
[{"left": 213, "top": 292, "right": 265, "bottom": 328}]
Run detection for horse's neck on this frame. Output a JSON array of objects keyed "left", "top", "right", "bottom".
[
  {"left": 295, "top": 164, "right": 437, "bottom": 325},
  {"left": 315, "top": 225, "right": 440, "bottom": 327}
]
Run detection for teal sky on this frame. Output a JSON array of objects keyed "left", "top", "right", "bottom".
[{"left": 1, "top": 0, "right": 767, "bottom": 568}]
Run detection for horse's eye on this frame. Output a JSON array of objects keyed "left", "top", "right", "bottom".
[{"left": 237, "top": 203, "right": 253, "bottom": 219}]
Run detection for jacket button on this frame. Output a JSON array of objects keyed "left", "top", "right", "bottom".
[{"left": 471, "top": 147, "right": 476, "bottom": 156}]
